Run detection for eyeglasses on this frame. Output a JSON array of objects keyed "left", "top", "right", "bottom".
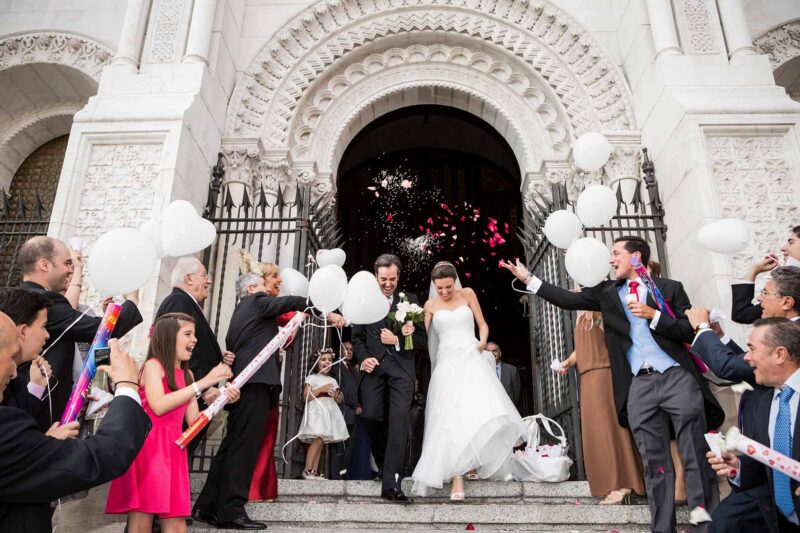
[
  {"left": 191, "top": 272, "right": 210, "bottom": 279},
  {"left": 760, "top": 288, "right": 782, "bottom": 297}
]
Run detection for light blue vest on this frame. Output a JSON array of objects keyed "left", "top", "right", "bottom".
[{"left": 617, "top": 283, "right": 677, "bottom": 374}]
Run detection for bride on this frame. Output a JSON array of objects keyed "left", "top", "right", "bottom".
[{"left": 411, "top": 261, "right": 526, "bottom": 500}]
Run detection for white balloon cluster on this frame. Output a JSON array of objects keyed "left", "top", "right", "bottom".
[
  {"left": 572, "top": 132, "right": 612, "bottom": 172},
  {"left": 696, "top": 218, "right": 751, "bottom": 254},
  {"left": 87, "top": 200, "right": 217, "bottom": 296}
]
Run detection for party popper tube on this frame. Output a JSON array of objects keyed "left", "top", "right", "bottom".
[
  {"left": 175, "top": 312, "right": 306, "bottom": 449},
  {"left": 723, "top": 427, "right": 800, "bottom": 482},
  {"left": 60, "top": 303, "right": 122, "bottom": 424}
]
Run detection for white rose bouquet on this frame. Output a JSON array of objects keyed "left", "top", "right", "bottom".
[{"left": 388, "top": 292, "right": 424, "bottom": 350}]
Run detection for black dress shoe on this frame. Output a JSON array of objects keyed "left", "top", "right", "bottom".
[
  {"left": 215, "top": 516, "right": 268, "bottom": 530},
  {"left": 191, "top": 509, "right": 217, "bottom": 527},
  {"left": 381, "top": 488, "right": 414, "bottom": 504}
]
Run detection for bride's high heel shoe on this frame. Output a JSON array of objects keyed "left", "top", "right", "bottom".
[
  {"left": 466, "top": 470, "right": 478, "bottom": 481},
  {"left": 450, "top": 476, "right": 465, "bottom": 501}
]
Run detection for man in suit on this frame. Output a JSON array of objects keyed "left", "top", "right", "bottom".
[
  {"left": 352, "top": 253, "right": 427, "bottom": 502},
  {"left": 504, "top": 236, "right": 722, "bottom": 533},
  {"left": 194, "top": 273, "right": 344, "bottom": 529},
  {"left": 732, "top": 227, "right": 800, "bottom": 325},
  {"left": 155, "top": 256, "right": 234, "bottom": 456},
  {"left": 488, "top": 341, "right": 521, "bottom": 407},
  {"left": 0, "top": 311, "right": 151, "bottom": 533},
  {"left": 18, "top": 236, "right": 143, "bottom": 429},
  {"left": 706, "top": 318, "right": 800, "bottom": 532},
  {"left": 687, "top": 266, "right": 800, "bottom": 386},
  {"left": 330, "top": 340, "right": 359, "bottom": 479}
]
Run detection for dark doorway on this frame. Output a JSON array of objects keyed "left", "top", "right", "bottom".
[{"left": 337, "top": 105, "right": 532, "bottom": 415}]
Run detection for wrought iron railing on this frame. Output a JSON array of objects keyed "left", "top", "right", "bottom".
[{"left": 0, "top": 191, "right": 51, "bottom": 287}]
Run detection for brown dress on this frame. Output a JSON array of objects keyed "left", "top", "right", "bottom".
[{"left": 574, "top": 312, "right": 646, "bottom": 497}]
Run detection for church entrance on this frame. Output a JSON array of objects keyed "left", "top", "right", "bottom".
[{"left": 336, "top": 105, "right": 532, "bottom": 414}]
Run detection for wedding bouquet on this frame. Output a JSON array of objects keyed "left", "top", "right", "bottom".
[{"left": 388, "top": 292, "right": 424, "bottom": 350}]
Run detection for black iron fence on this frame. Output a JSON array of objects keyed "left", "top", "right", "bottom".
[
  {"left": 0, "top": 191, "right": 51, "bottom": 287},
  {"left": 518, "top": 148, "right": 668, "bottom": 480},
  {"left": 192, "top": 154, "right": 343, "bottom": 477}
]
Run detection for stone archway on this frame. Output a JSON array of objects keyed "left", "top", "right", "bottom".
[
  {"left": 222, "top": 0, "right": 640, "bottom": 203},
  {"left": 754, "top": 19, "right": 800, "bottom": 101}
]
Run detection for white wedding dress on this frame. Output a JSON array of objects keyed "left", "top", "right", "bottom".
[{"left": 410, "top": 304, "right": 527, "bottom": 496}]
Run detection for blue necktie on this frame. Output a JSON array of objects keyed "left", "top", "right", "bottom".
[{"left": 774, "top": 386, "right": 795, "bottom": 518}]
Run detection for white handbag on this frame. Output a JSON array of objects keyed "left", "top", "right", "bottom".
[{"left": 511, "top": 414, "right": 573, "bottom": 482}]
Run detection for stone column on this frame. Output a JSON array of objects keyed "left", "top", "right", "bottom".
[
  {"left": 113, "top": 0, "right": 151, "bottom": 70},
  {"left": 716, "top": 0, "right": 756, "bottom": 60},
  {"left": 646, "top": 0, "right": 683, "bottom": 59},
  {"left": 183, "top": 0, "right": 218, "bottom": 64}
]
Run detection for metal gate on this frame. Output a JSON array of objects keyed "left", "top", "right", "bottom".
[
  {"left": 194, "top": 154, "right": 343, "bottom": 477},
  {"left": 0, "top": 192, "right": 51, "bottom": 287},
  {"left": 518, "top": 148, "right": 668, "bottom": 479}
]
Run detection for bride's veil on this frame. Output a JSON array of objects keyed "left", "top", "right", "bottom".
[{"left": 427, "top": 265, "right": 462, "bottom": 371}]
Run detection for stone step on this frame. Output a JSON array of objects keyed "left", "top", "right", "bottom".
[{"left": 188, "top": 501, "right": 688, "bottom": 531}]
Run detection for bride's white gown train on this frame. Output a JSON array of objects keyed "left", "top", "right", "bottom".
[{"left": 411, "top": 305, "right": 527, "bottom": 496}]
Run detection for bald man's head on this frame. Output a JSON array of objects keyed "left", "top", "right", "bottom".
[
  {"left": 19, "top": 236, "right": 73, "bottom": 293},
  {"left": 0, "top": 312, "right": 20, "bottom": 403}
]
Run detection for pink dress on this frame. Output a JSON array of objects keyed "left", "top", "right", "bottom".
[{"left": 106, "top": 362, "right": 190, "bottom": 518}]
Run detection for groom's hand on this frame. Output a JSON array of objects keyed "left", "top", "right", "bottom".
[
  {"left": 361, "top": 357, "right": 380, "bottom": 373},
  {"left": 380, "top": 328, "right": 399, "bottom": 346},
  {"left": 401, "top": 322, "right": 414, "bottom": 336}
]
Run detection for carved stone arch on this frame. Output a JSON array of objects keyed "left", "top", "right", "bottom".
[
  {"left": 754, "top": 18, "right": 800, "bottom": 71},
  {"left": 226, "top": 0, "right": 636, "bottom": 144},
  {"left": 0, "top": 31, "right": 113, "bottom": 81}
]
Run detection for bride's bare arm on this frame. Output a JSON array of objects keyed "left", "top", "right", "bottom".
[
  {"left": 424, "top": 299, "right": 434, "bottom": 332},
  {"left": 464, "top": 288, "right": 489, "bottom": 351}
]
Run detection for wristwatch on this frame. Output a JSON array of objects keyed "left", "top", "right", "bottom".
[
  {"left": 694, "top": 322, "right": 710, "bottom": 333},
  {"left": 191, "top": 382, "right": 201, "bottom": 398}
]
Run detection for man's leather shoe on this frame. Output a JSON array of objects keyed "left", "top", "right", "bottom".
[
  {"left": 191, "top": 509, "right": 217, "bottom": 527},
  {"left": 215, "top": 516, "right": 268, "bottom": 530},
  {"left": 381, "top": 488, "right": 414, "bottom": 504}
]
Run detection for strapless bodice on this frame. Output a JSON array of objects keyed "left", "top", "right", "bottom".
[{"left": 431, "top": 305, "right": 477, "bottom": 348}]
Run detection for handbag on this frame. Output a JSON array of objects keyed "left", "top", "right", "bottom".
[{"left": 511, "top": 414, "right": 573, "bottom": 482}]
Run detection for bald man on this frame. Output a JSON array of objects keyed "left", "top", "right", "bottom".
[
  {"left": 19, "top": 236, "right": 143, "bottom": 428},
  {"left": 0, "top": 311, "right": 151, "bottom": 532}
]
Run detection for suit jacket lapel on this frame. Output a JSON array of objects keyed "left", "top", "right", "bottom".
[{"left": 608, "top": 281, "right": 628, "bottom": 320}]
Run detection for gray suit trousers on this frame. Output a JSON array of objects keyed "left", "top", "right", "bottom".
[{"left": 627, "top": 366, "right": 719, "bottom": 533}]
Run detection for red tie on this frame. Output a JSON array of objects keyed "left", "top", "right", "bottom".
[{"left": 629, "top": 281, "right": 640, "bottom": 302}]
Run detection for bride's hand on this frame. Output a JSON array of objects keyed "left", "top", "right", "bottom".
[{"left": 476, "top": 342, "right": 486, "bottom": 352}]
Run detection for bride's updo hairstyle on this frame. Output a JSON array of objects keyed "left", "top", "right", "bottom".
[{"left": 431, "top": 261, "right": 458, "bottom": 281}]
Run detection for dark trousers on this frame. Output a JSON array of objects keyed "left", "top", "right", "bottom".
[
  {"left": 710, "top": 484, "right": 778, "bottom": 533},
  {"left": 194, "top": 384, "right": 271, "bottom": 523},
  {"left": 329, "top": 423, "right": 356, "bottom": 479},
  {"left": 359, "top": 354, "right": 413, "bottom": 491},
  {"left": 627, "top": 366, "right": 719, "bottom": 533}
]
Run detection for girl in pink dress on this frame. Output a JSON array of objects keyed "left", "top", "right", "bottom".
[{"left": 106, "top": 312, "right": 240, "bottom": 533}]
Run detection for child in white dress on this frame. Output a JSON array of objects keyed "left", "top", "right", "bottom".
[{"left": 298, "top": 348, "right": 349, "bottom": 479}]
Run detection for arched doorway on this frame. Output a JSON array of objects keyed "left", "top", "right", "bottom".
[{"left": 337, "top": 105, "right": 532, "bottom": 414}]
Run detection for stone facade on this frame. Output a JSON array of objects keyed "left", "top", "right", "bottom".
[{"left": 0, "top": 0, "right": 799, "bottom": 349}]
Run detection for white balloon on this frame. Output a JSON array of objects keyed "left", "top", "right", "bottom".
[
  {"left": 565, "top": 237, "right": 611, "bottom": 287},
  {"left": 341, "top": 271, "right": 391, "bottom": 324},
  {"left": 544, "top": 210, "right": 583, "bottom": 249},
  {"left": 161, "top": 200, "right": 217, "bottom": 256},
  {"left": 317, "top": 248, "right": 346, "bottom": 268},
  {"left": 308, "top": 264, "right": 348, "bottom": 313},
  {"left": 88, "top": 228, "right": 157, "bottom": 296},
  {"left": 572, "top": 132, "right": 612, "bottom": 172},
  {"left": 279, "top": 268, "right": 309, "bottom": 297},
  {"left": 696, "top": 218, "right": 751, "bottom": 254},
  {"left": 576, "top": 185, "right": 618, "bottom": 227},
  {"left": 139, "top": 220, "right": 166, "bottom": 258}
]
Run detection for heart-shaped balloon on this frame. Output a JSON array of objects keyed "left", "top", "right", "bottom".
[
  {"left": 317, "top": 248, "right": 346, "bottom": 268},
  {"left": 279, "top": 268, "right": 310, "bottom": 297},
  {"left": 139, "top": 220, "right": 166, "bottom": 258},
  {"left": 696, "top": 218, "right": 751, "bottom": 254},
  {"left": 89, "top": 228, "right": 157, "bottom": 295},
  {"left": 308, "top": 265, "right": 348, "bottom": 313},
  {"left": 341, "top": 271, "right": 390, "bottom": 324},
  {"left": 161, "top": 200, "right": 217, "bottom": 256}
]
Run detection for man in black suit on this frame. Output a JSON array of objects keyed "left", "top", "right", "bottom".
[
  {"left": 706, "top": 319, "right": 800, "bottom": 533},
  {"left": 687, "top": 266, "right": 800, "bottom": 386},
  {"left": 352, "top": 253, "right": 427, "bottom": 502},
  {"left": 194, "top": 273, "right": 343, "bottom": 529},
  {"left": 488, "top": 342, "right": 521, "bottom": 407},
  {"left": 18, "top": 236, "right": 143, "bottom": 429},
  {"left": 0, "top": 311, "right": 151, "bottom": 533},
  {"left": 504, "top": 236, "right": 722, "bottom": 533},
  {"left": 732, "top": 227, "right": 800, "bottom": 325},
  {"left": 155, "top": 256, "right": 234, "bottom": 456},
  {"left": 330, "top": 340, "right": 359, "bottom": 479}
]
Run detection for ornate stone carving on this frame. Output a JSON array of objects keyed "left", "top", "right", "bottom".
[
  {"left": 679, "top": 0, "right": 719, "bottom": 54},
  {"left": 706, "top": 134, "right": 800, "bottom": 277},
  {"left": 605, "top": 146, "right": 640, "bottom": 182},
  {"left": 257, "top": 151, "right": 292, "bottom": 193},
  {"left": 0, "top": 32, "right": 113, "bottom": 81},
  {"left": 226, "top": 0, "right": 636, "bottom": 150},
  {"left": 221, "top": 145, "right": 261, "bottom": 188},
  {"left": 0, "top": 101, "right": 84, "bottom": 150},
  {"left": 148, "top": 0, "right": 186, "bottom": 63},
  {"left": 754, "top": 19, "right": 800, "bottom": 70},
  {"left": 75, "top": 143, "right": 162, "bottom": 240}
]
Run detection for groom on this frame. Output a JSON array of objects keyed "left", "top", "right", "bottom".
[{"left": 352, "top": 254, "right": 426, "bottom": 502}]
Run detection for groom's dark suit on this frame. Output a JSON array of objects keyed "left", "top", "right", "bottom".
[{"left": 352, "top": 292, "right": 427, "bottom": 492}]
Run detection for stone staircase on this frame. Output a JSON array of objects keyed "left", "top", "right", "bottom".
[{"left": 189, "top": 477, "right": 691, "bottom": 531}]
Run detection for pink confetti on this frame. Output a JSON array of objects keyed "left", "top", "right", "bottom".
[
  {"left": 367, "top": 186, "right": 376, "bottom": 191},
  {"left": 400, "top": 179, "right": 412, "bottom": 189},
  {"left": 387, "top": 213, "right": 394, "bottom": 221},
  {"left": 465, "top": 272, "right": 471, "bottom": 278},
  {"left": 658, "top": 466, "right": 665, "bottom": 474},
  {"left": 574, "top": 499, "right": 581, "bottom": 506}
]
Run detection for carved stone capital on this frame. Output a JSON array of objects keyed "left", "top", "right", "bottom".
[
  {"left": 291, "top": 162, "right": 317, "bottom": 187},
  {"left": 754, "top": 20, "right": 800, "bottom": 70},
  {"left": 605, "top": 145, "right": 640, "bottom": 182},
  {"left": 257, "top": 149, "right": 292, "bottom": 193},
  {"left": 221, "top": 143, "right": 261, "bottom": 184}
]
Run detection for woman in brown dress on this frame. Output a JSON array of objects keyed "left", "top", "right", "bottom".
[{"left": 558, "top": 311, "right": 645, "bottom": 503}]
